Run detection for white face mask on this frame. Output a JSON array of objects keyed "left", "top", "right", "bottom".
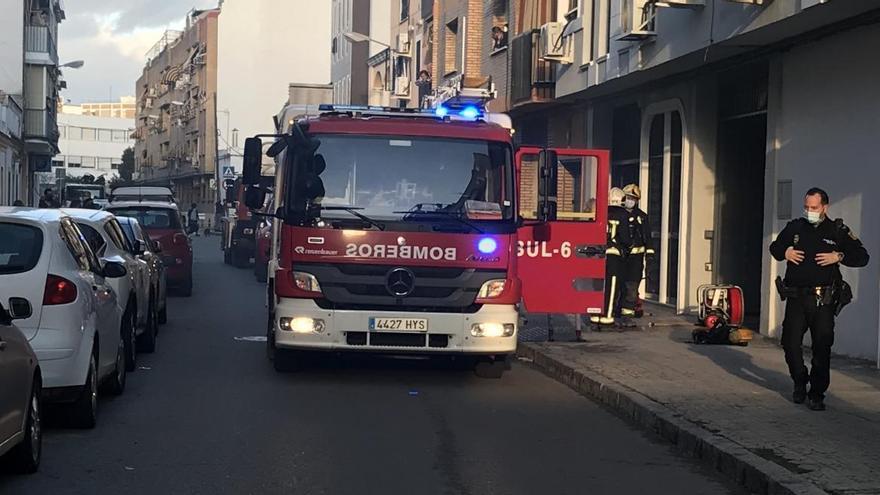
[
  {"left": 803, "top": 210, "right": 822, "bottom": 224},
  {"left": 624, "top": 198, "right": 637, "bottom": 209}
]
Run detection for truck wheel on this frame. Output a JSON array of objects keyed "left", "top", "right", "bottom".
[
  {"left": 474, "top": 356, "right": 508, "bottom": 379},
  {"left": 232, "top": 248, "right": 249, "bottom": 268},
  {"left": 273, "top": 348, "right": 304, "bottom": 372}
]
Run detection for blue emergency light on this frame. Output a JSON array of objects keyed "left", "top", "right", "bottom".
[
  {"left": 459, "top": 105, "right": 480, "bottom": 120},
  {"left": 477, "top": 237, "right": 498, "bottom": 254},
  {"left": 435, "top": 105, "right": 449, "bottom": 118}
]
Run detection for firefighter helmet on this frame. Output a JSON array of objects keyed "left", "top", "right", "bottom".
[
  {"left": 609, "top": 187, "right": 625, "bottom": 207},
  {"left": 623, "top": 184, "right": 641, "bottom": 200}
]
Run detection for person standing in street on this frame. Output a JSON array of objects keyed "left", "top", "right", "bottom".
[
  {"left": 619, "top": 184, "right": 653, "bottom": 328},
  {"left": 38, "top": 188, "right": 59, "bottom": 208},
  {"left": 769, "top": 187, "right": 868, "bottom": 411},
  {"left": 591, "top": 187, "right": 627, "bottom": 326},
  {"left": 187, "top": 202, "right": 200, "bottom": 237}
]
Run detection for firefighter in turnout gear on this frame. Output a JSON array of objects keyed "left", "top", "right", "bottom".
[
  {"left": 591, "top": 188, "right": 627, "bottom": 326},
  {"left": 769, "top": 188, "right": 869, "bottom": 411},
  {"left": 618, "top": 184, "right": 653, "bottom": 327}
]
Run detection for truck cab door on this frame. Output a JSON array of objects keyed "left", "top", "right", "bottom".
[{"left": 516, "top": 147, "right": 609, "bottom": 315}]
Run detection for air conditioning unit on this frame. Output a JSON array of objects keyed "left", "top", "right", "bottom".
[
  {"left": 394, "top": 76, "right": 410, "bottom": 97},
  {"left": 614, "top": 0, "right": 657, "bottom": 42},
  {"left": 147, "top": 88, "right": 157, "bottom": 97},
  {"left": 397, "top": 32, "right": 410, "bottom": 54},
  {"left": 539, "top": 22, "right": 572, "bottom": 64}
]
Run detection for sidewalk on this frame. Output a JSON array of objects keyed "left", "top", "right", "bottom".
[{"left": 519, "top": 307, "right": 880, "bottom": 495}]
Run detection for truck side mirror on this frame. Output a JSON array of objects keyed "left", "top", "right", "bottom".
[
  {"left": 244, "top": 186, "right": 267, "bottom": 210},
  {"left": 243, "top": 137, "right": 263, "bottom": 185},
  {"left": 538, "top": 149, "right": 559, "bottom": 222}
]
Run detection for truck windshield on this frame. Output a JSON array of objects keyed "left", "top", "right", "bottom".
[{"left": 307, "top": 134, "right": 514, "bottom": 224}]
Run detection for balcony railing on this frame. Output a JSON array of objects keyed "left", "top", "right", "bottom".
[
  {"left": 0, "top": 95, "right": 23, "bottom": 140},
  {"left": 510, "top": 30, "right": 556, "bottom": 108},
  {"left": 25, "top": 25, "right": 58, "bottom": 65},
  {"left": 24, "top": 108, "right": 59, "bottom": 143}
]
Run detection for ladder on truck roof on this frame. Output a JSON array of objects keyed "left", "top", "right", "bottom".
[{"left": 426, "top": 74, "right": 496, "bottom": 113}]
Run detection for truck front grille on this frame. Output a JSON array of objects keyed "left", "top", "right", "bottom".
[{"left": 344, "top": 332, "right": 450, "bottom": 349}]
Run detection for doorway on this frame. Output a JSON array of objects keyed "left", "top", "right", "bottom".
[{"left": 714, "top": 62, "right": 769, "bottom": 324}]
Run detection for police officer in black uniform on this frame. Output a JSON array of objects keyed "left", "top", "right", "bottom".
[
  {"left": 769, "top": 187, "right": 869, "bottom": 411},
  {"left": 619, "top": 184, "right": 653, "bottom": 327},
  {"left": 591, "top": 188, "right": 627, "bottom": 326}
]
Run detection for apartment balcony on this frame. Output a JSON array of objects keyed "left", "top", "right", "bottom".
[
  {"left": 25, "top": 26, "right": 59, "bottom": 66},
  {"left": 510, "top": 30, "right": 557, "bottom": 110},
  {"left": 0, "top": 95, "right": 23, "bottom": 141},
  {"left": 24, "top": 108, "right": 60, "bottom": 155}
]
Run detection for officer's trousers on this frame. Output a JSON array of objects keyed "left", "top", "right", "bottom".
[
  {"left": 781, "top": 296, "right": 836, "bottom": 399},
  {"left": 621, "top": 253, "right": 645, "bottom": 316}
]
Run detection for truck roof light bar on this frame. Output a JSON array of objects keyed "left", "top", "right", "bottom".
[{"left": 317, "top": 104, "right": 488, "bottom": 123}]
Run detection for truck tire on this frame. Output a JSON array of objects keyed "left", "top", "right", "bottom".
[
  {"left": 474, "top": 356, "right": 509, "bottom": 379},
  {"left": 232, "top": 247, "right": 249, "bottom": 268},
  {"left": 273, "top": 348, "right": 304, "bottom": 372},
  {"left": 254, "top": 261, "right": 268, "bottom": 283}
]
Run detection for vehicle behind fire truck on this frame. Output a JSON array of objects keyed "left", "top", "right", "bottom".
[
  {"left": 221, "top": 176, "right": 270, "bottom": 268},
  {"left": 242, "top": 93, "right": 609, "bottom": 378}
]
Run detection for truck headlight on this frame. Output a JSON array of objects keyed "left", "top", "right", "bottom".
[
  {"left": 293, "top": 271, "right": 322, "bottom": 293},
  {"left": 471, "top": 323, "right": 515, "bottom": 338},
  {"left": 279, "top": 317, "right": 325, "bottom": 334},
  {"left": 477, "top": 279, "right": 506, "bottom": 299}
]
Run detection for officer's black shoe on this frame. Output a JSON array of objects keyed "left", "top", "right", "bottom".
[
  {"left": 807, "top": 397, "right": 826, "bottom": 411},
  {"left": 792, "top": 387, "right": 807, "bottom": 404}
]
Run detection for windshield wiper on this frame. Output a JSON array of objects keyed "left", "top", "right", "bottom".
[
  {"left": 395, "top": 205, "right": 484, "bottom": 234},
  {"left": 318, "top": 206, "right": 386, "bottom": 231}
]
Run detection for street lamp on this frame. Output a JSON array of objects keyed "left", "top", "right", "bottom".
[{"left": 59, "top": 60, "right": 85, "bottom": 69}]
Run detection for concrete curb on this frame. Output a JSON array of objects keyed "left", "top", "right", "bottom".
[{"left": 518, "top": 344, "right": 829, "bottom": 495}]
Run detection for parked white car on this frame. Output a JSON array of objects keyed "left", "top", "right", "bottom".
[
  {"left": 0, "top": 208, "right": 129, "bottom": 428},
  {"left": 65, "top": 209, "right": 156, "bottom": 369}
]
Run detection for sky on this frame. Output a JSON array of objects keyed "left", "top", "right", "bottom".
[{"left": 58, "top": 0, "right": 332, "bottom": 105}]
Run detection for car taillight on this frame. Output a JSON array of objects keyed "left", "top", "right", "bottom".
[
  {"left": 173, "top": 233, "right": 188, "bottom": 246},
  {"left": 44, "top": 275, "right": 78, "bottom": 305}
]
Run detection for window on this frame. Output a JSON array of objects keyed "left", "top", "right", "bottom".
[
  {"left": 98, "top": 129, "right": 112, "bottom": 142},
  {"left": 98, "top": 157, "right": 113, "bottom": 169},
  {"left": 67, "top": 156, "right": 82, "bottom": 168},
  {"left": 68, "top": 126, "right": 83, "bottom": 140},
  {"left": 59, "top": 219, "right": 91, "bottom": 271},
  {"left": 105, "top": 207, "right": 183, "bottom": 231},
  {"left": 519, "top": 154, "right": 598, "bottom": 221},
  {"left": 566, "top": 0, "right": 580, "bottom": 20},
  {"left": 0, "top": 223, "right": 43, "bottom": 274},
  {"left": 113, "top": 129, "right": 128, "bottom": 142},
  {"left": 104, "top": 219, "right": 131, "bottom": 252},
  {"left": 111, "top": 162, "right": 120, "bottom": 170},
  {"left": 81, "top": 156, "right": 97, "bottom": 168},
  {"left": 81, "top": 127, "right": 96, "bottom": 141},
  {"left": 52, "top": 159, "right": 64, "bottom": 169},
  {"left": 491, "top": 23, "right": 509, "bottom": 51},
  {"left": 77, "top": 223, "right": 108, "bottom": 257},
  {"left": 400, "top": 0, "right": 409, "bottom": 22}
]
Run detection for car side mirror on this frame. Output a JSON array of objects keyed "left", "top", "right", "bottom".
[
  {"left": 152, "top": 240, "right": 163, "bottom": 253},
  {"left": 537, "top": 149, "right": 559, "bottom": 222},
  {"left": 103, "top": 261, "right": 128, "bottom": 279},
  {"left": 8, "top": 297, "right": 33, "bottom": 320},
  {"left": 243, "top": 137, "right": 263, "bottom": 185}
]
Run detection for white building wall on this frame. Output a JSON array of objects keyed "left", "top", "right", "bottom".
[
  {"left": 764, "top": 22, "right": 880, "bottom": 361},
  {"left": 370, "top": 0, "right": 391, "bottom": 57},
  {"left": 56, "top": 113, "right": 135, "bottom": 180},
  {"left": 0, "top": 0, "right": 24, "bottom": 95},
  {"left": 217, "top": 0, "right": 331, "bottom": 159}
]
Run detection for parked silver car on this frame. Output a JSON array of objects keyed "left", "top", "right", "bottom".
[{"left": 0, "top": 299, "right": 42, "bottom": 473}]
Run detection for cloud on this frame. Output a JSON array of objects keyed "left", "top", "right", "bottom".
[{"left": 59, "top": 1, "right": 217, "bottom": 102}]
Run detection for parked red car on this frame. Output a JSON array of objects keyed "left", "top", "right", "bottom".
[{"left": 106, "top": 198, "right": 193, "bottom": 296}]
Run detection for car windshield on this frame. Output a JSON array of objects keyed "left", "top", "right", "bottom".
[
  {"left": 0, "top": 223, "right": 44, "bottom": 274},
  {"left": 304, "top": 134, "right": 514, "bottom": 223},
  {"left": 107, "top": 207, "right": 182, "bottom": 230}
]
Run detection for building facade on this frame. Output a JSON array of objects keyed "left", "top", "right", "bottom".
[
  {"left": 332, "top": 0, "right": 384, "bottom": 105},
  {"left": 55, "top": 112, "right": 135, "bottom": 181},
  {"left": 134, "top": 9, "right": 220, "bottom": 211},
  {"left": 0, "top": 94, "right": 24, "bottom": 205},
  {"left": 78, "top": 97, "right": 137, "bottom": 119},
  {"left": 395, "top": 0, "right": 880, "bottom": 361}
]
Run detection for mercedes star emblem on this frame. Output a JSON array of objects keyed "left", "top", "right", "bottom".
[{"left": 385, "top": 268, "right": 416, "bottom": 297}]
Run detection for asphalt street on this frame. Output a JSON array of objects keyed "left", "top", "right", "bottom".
[{"left": 0, "top": 237, "right": 746, "bottom": 495}]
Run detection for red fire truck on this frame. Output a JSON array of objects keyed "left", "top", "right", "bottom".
[{"left": 241, "top": 95, "right": 608, "bottom": 378}]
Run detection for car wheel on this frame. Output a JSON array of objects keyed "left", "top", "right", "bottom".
[
  {"left": 7, "top": 376, "right": 42, "bottom": 473},
  {"left": 102, "top": 336, "right": 127, "bottom": 396},
  {"left": 69, "top": 352, "right": 98, "bottom": 429},
  {"left": 122, "top": 308, "right": 137, "bottom": 371},
  {"left": 273, "top": 348, "right": 304, "bottom": 372},
  {"left": 137, "top": 298, "right": 158, "bottom": 353}
]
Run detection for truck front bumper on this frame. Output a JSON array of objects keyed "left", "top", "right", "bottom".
[{"left": 273, "top": 298, "right": 518, "bottom": 355}]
